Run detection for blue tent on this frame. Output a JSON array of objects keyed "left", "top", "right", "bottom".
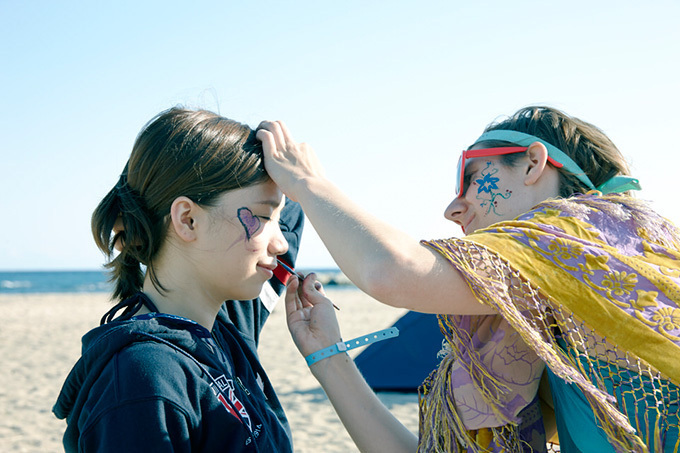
[{"left": 355, "top": 311, "right": 444, "bottom": 392}]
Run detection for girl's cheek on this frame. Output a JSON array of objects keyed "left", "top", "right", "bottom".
[{"left": 243, "top": 232, "right": 268, "bottom": 252}]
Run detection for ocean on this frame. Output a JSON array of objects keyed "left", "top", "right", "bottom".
[
  {"left": 0, "top": 271, "right": 112, "bottom": 294},
  {"left": 0, "top": 269, "right": 351, "bottom": 294}
]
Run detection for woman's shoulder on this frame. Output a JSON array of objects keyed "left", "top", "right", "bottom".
[{"left": 534, "top": 193, "right": 680, "bottom": 247}]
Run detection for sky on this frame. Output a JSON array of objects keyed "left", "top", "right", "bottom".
[{"left": 1, "top": 0, "right": 679, "bottom": 271}]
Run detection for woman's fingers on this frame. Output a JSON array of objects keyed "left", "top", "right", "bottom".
[
  {"left": 256, "top": 128, "right": 275, "bottom": 155},
  {"left": 257, "top": 120, "right": 325, "bottom": 204},
  {"left": 284, "top": 275, "right": 303, "bottom": 318},
  {"left": 277, "top": 120, "right": 295, "bottom": 144},
  {"left": 256, "top": 120, "right": 299, "bottom": 159},
  {"left": 299, "top": 273, "right": 333, "bottom": 305},
  {"left": 314, "top": 280, "right": 326, "bottom": 296},
  {"left": 300, "top": 273, "right": 319, "bottom": 298},
  {"left": 256, "top": 120, "right": 287, "bottom": 152}
]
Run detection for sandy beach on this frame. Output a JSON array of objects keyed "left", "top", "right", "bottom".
[{"left": 0, "top": 290, "right": 419, "bottom": 452}]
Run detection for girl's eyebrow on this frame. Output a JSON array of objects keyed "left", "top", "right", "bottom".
[{"left": 253, "top": 200, "right": 283, "bottom": 208}]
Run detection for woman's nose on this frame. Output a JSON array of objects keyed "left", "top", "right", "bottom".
[{"left": 444, "top": 196, "right": 467, "bottom": 224}]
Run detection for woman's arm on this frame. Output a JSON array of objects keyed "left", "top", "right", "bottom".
[
  {"left": 257, "top": 122, "right": 494, "bottom": 315},
  {"left": 286, "top": 275, "right": 418, "bottom": 453}
]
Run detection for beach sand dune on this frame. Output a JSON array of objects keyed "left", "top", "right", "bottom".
[{"left": 0, "top": 290, "right": 418, "bottom": 452}]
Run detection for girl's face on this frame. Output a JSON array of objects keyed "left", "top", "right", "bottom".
[
  {"left": 443, "top": 152, "right": 541, "bottom": 234},
  {"left": 192, "top": 179, "right": 288, "bottom": 301}
]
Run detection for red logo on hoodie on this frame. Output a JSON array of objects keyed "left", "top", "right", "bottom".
[{"left": 210, "top": 374, "right": 253, "bottom": 432}]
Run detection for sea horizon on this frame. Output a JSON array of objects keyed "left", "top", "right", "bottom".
[{"left": 0, "top": 268, "right": 351, "bottom": 294}]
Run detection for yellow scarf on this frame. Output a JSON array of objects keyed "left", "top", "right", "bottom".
[{"left": 418, "top": 194, "right": 680, "bottom": 452}]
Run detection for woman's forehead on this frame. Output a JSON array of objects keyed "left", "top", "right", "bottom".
[{"left": 465, "top": 154, "right": 502, "bottom": 174}]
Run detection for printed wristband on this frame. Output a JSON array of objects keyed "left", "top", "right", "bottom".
[{"left": 305, "top": 327, "right": 400, "bottom": 366}]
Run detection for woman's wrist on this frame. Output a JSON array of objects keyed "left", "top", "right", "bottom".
[{"left": 292, "top": 176, "right": 334, "bottom": 205}]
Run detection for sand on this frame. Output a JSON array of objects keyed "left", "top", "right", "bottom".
[{"left": 0, "top": 290, "right": 419, "bottom": 452}]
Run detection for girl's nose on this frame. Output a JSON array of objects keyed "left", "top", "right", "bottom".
[{"left": 269, "top": 225, "right": 289, "bottom": 257}]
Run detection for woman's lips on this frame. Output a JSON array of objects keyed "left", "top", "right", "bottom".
[{"left": 462, "top": 216, "right": 474, "bottom": 234}]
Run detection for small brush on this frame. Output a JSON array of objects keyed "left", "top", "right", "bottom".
[{"left": 277, "top": 259, "right": 340, "bottom": 310}]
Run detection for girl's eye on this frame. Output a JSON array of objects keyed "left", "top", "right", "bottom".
[{"left": 257, "top": 216, "right": 271, "bottom": 222}]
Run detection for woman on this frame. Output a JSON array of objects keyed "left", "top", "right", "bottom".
[
  {"left": 53, "top": 107, "right": 304, "bottom": 452},
  {"left": 258, "top": 106, "right": 680, "bottom": 452}
]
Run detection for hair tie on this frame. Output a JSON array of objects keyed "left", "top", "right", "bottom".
[
  {"left": 115, "top": 173, "right": 150, "bottom": 216},
  {"left": 113, "top": 170, "right": 159, "bottom": 244},
  {"left": 115, "top": 172, "right": 129, "bottom": 191}
]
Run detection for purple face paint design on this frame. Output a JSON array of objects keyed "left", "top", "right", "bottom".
[
  {"left": 237, "top": 207, "right": 261, "bottom": 240},
  {"left": 475, "top": 161, "right": 512, "bottom": 216}
]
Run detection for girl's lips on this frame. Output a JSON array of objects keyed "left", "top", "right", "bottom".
[{"left": 257, "top": 264, "right": 274, "bottom": 279}]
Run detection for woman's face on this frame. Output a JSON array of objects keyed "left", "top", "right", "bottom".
[
  {"left": 443, "top": 148, "right": 555, "bottom": 234},
  {"left": 193, "top": 179, "right": 288, "bottom": 301}
]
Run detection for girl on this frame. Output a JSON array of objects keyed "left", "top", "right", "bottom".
[
  {"left": 259, "top": 106, "right": 680, "bottom": 452},
  {"left": 53, "top": 107, "right": 303, "bottom": 452}
]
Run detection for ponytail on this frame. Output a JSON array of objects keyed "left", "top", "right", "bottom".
[{"left": 91, "top": 170, "right": 167, "bottom": 302}]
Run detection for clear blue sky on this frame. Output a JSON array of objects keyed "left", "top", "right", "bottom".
[{"left": 1, "top": 1, "right": 679, "bottom": 271}]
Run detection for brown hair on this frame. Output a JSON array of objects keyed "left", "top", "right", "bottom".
[
  {"left": 92, "top": 107, "right": 269, "bottom": 302},
  {"left": 479, "top": 106, "right": 631, "bottom": 197}
]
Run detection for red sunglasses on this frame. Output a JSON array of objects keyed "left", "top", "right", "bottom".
[{"left": 455, "top": 147, "right": 563, "bottom": 198}]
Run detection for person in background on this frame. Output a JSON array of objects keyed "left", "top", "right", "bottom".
[
  {"left": 259, "top": 106, "right": 680, "bottom": 452},
  {"left": 53, "top": 107, "right": 303, "bottom": 452}
]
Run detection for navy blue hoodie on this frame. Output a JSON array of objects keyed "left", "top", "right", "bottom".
[{"left": 53, "top": 200, "right": 303, "bottom": 452}]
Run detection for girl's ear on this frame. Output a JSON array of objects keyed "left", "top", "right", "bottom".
[
  {"left": 524, "top": 141, "right": 550, "bottom": 186},
  {"left": 170, "top": 196, "right": 198, "bottom": 242}
]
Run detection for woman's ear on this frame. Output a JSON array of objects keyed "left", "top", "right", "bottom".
[
  {"left": 524, "top": 142, "right": 550, "bottom": 186},
  {"left": 170, "top": 196, "right": 198, "bottom": 242}
]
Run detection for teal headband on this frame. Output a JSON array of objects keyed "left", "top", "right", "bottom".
[{"left": 474, "top": 130, "right": 641, "bottom": 194}]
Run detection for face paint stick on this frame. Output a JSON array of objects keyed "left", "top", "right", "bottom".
[{"left": 277, "top": 259, "right": 339, "bottom": 310}]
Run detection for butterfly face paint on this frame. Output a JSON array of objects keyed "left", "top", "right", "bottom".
[{"left": 237, "top": 207, "right": 262, "bottom": 240}]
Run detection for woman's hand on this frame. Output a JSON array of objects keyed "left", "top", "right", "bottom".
[
  {"left": 285, "top": 276, "right": 420, "bottom": 453},
  {"left": 256, "top": 120, "right": 325, "bottom": 201},
  {"left": 285, "top": 273, "right": 343, "bottom": 358}
]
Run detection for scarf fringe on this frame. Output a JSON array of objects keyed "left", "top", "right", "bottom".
[
  {"left": 418, "top": 353, "right": 525, "bottom": 452},
  {"left": 422, "top": 238, "right": 648, "bottom": 451}
]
